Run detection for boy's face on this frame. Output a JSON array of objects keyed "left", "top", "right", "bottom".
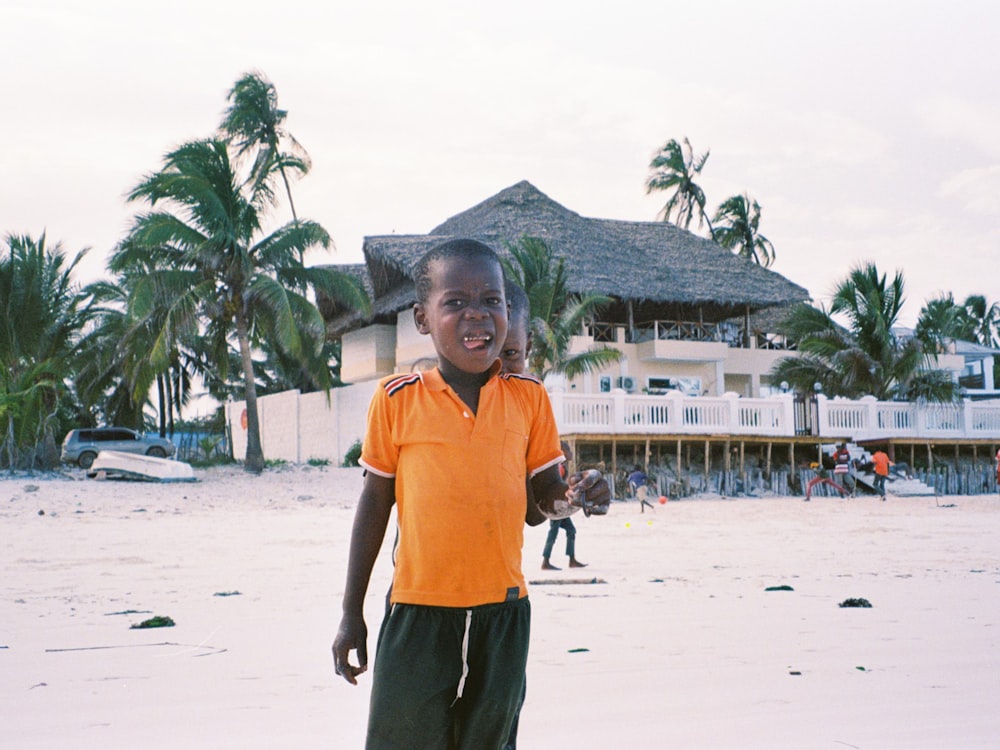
[
  {"left": 500, "top": 316, "right": 531, "bottom": 375},
  {"left": 413, "top": 256, "right": 507, "bottom": 376}
]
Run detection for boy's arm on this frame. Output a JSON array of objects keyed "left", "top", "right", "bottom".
[
  {"left": 530, "top": 465, "right": 611, "bottom": 519},
  {"left": 332, "top": 472, "right": 395, "bottom": 685},
  {"left": 525, "top": 478, "right": 547, "bottom": 526}
]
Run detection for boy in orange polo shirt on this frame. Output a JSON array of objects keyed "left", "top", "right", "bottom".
[
  {"left": 872, "top": 449, "right": 893, "bottom": 501},
  {"left": 332, "top": 239, "right": 610, "bottom": 749}
]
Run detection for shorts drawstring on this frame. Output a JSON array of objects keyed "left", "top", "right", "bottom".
[{"left": 451, "top": 609, "right": 472, "bottom": 706}]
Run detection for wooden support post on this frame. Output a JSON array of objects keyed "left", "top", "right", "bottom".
[
  {"left": 724, "top": 439, "right": 732, "bottom": 472},
  {"left": 766, "top": 441, "right": 772, "bottom": 475},
  {"left": 789, "top": 441, "right": 795, "bottom": 470},
  {"left": 644, "top": 438, "right": 650, "bottom": 473},
  {"left": 910, "top": 443, "right": 915, "bottom": 469},
  {"left": 704, "top": 440, "right": 710, "bottom": 482},
  {"left": 739, "top": 441, "right": 745, "bottom": 474},
  {"left": 927, "top": 443, "right": 933, "bottom": 471},
  {"left": 676, "top": 439, "right": 682, "bottom": 478}
]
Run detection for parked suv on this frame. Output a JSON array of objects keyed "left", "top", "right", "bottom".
[{"left": 61, "top": 427, "right": 175, "bottom": 469}]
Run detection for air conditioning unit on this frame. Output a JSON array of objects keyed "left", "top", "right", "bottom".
[
  {"left": 616, "top": 376, "right": 636, "bottom": 393},
  {"left": 599, "top": 376, "right": 612, "bottom": 393}
]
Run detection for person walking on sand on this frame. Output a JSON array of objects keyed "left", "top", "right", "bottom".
[
  {"left": 627, "top": 464, "right": 656, "bottom": 512},
  {"left": 541, "top": 442, "right": 588, "bottom": 570},
  {"left": 872, "top": 449, "right": 893, "bottom": 501},
  {"left": 498, "top": 280, "right": 590, "bottom": 574},
  {"left": 331, "top": 239, "right": 611, "bottom": 749},
  {"left": 804, "top": 462, "right": 850, "bottom": 501},
  {"left": 832, "top": 443, "right": 854, "bottom": 497}
]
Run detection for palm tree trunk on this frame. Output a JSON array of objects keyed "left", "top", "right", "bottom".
[
  {"left": 278, "top": 165, "right": 299, "bottom": 224},
  {"left": 167, "top": 371, "right": 175, "bottom": 438},
  {"left": 236, "top": 312, "right": 265, "bottom": 474},
  {"left": 157, "top": 374, "right": 167, "bottom": 437}
]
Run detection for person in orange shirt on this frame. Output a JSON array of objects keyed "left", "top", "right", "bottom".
[
  {"left": 872, "top": 449, "right": 893, "bottom": 501},
  {"left": 332, "top": 239, "right": 611, "bottom": 749}
]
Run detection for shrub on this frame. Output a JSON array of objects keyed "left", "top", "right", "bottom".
[{"left": 342, "top": 439, "right": 363, "bottom": 467}]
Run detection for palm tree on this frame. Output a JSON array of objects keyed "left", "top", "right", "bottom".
[
  {"left": 74, "top": 277, "right": 154, "bottom": 429},
  {"left": 915, "top": 293, "right": 969, "bottom": 353},
  {"left": 645, "top": 137, "right": 712, "bottom": 233},
  {"left": 711, "top": 193, "right": 776, "bottom": 268},
  {"left": 220, "top": 71, "right": 310, "bottom": 225},
  {"left": 113, "top": 138, "right": 369, "bottom": 473},
  {"left": 0, "top": 233, "right": 94, "bottom": 469},
  {"left": 961, "top": 294, "right": 1000, "bottom": 348},
  {"left": 771, "top": 263, "right": 960, "bottom": 402},
  {"left": 501, "top": 236, "right": 622, "bottom": 379}
]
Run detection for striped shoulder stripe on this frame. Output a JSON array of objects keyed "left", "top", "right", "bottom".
[
  {"left": 384, "top": 373, "right": 422, "bottom": 396},
  {"left": 501, "top": 372, "right": 543, "bottom": 386}
]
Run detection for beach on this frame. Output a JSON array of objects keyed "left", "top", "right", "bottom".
[{"left": 3, "top": 465, "right": 999, "bottom": 749}]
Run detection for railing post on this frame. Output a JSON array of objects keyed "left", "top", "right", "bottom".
[
  {"left": 859, "top": 395, "right": 878, "bottom": 442},
  {"left": 547, "top": 389, "right": 565, "bottom": 432},
  {"left": 724, "top": 391, "right": 740, "bottom": 434},
  {"left": 667, "top": 390, "right": 685, "bottom": 431},
  {"left": 779, "top": 393, "right": 796, "bottom": 436},
  {"left": 613, "top": 389, "right": 628, "bottom": 432},
  {"left": 815, "top": 394, "right": 829, "bottom": 438},
  {"left": 914, "top": 400, "right": 928, "bottom": 436},
  {"left": 962, "top": 398, "right": 973, "bottom": 437}
]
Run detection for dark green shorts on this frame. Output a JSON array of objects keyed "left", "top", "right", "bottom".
[{"left": 366, "top": 597, "right": 531, "bottom": 750}]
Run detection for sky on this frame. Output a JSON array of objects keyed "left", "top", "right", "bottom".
[{"left": 3, "top": 0, "right": 999, "bottom": 327}]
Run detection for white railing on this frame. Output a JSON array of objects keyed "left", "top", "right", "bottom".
[{"left": 548, "top": 390, "right": 1000, "bottom": 441}]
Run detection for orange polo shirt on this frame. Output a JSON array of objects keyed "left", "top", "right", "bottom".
[
  {"left": 872, "top": 452, "right": 891, "bottom": 477},
  {"left": 360, "top": 364, "right": 564, "bottom": 607}
]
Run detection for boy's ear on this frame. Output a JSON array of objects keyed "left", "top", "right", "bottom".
[
  {"left": 525, "top": 331, "right": 533, "bottom": 357},
  {"left": 413, "top": 304, "right": 431, "bottom": 335}
]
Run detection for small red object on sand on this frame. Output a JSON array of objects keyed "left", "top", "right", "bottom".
[{"left": 658, "top": 495, "right": 668, "bottom": 504}]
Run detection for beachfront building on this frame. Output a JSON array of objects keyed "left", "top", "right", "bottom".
[
  {"left": 229, "top": 182, "right": 1000, "bottom": 493},
  {"left": 322, "top": 181, "right": 814, "bottom": 398}
]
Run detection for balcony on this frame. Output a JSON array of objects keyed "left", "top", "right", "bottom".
[
  {"left": 547, "top": 390, "right": 1000, "bottom": 441},
  {"left": 589, "top": 320, "right": 796, "bottom": 350}
]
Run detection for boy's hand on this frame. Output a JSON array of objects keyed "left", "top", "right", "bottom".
[
  {"left": 332, "top": 615, "right": 368, "bottom": 685},
  {"left": 566, "top": 469, "right": 611, "bottom": 517}
]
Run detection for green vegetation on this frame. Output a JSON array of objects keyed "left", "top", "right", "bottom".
[
  {"left": 307, "top": 457, "right": 330, "bottom": 467},
  {"left": 646, "top": 136, "right": 774, "bottom": 267},
  {"left": 771, "top": 263, "right": 961, "bottom": 402},
  {"left": 501, "top": 236, "right": 622, "bottom": 379},
  {"left": 1, "top": 234, "right": 95, "bottom": 469},
  {"left": 645, "top": 137, "right": 712, "bottom": 232},
  {"left": 2, "top": 71, "right": 370, "bottom": 474},
  {"left": 342, "top": 439, "right": 362, "bottom": 468},
  {"left": 130, "top": 615, "right": 176, "bottom": 628}
]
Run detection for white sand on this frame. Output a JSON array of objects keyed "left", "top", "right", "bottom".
[{"left": 3, "top": 465, "right": 999, "bottom": 749}]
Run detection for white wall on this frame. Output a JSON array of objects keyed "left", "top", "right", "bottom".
[{"left": 227, "top": 379, "right": 379, "bottom": 465}]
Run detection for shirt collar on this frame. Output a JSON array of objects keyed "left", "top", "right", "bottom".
[{"left": 422, "top": 360, "right": 503, "bottom": 391}]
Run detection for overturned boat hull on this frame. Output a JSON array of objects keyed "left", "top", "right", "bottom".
[{"left": 87, "top": 450, "right": 196, "bottom": 482}]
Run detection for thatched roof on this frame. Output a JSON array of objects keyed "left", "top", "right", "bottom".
[{"left": 322, "top": 181, "right": 810, "bottom": 335}]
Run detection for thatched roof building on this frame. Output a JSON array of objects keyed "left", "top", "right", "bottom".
[{"left": 322, "top": 181, "right": 809, "bottom": 336}]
